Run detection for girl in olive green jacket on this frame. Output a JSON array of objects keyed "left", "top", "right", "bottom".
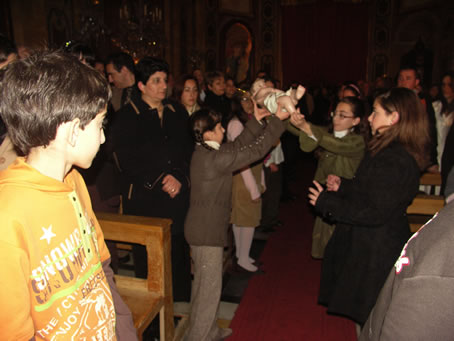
[{"left": 289, "top": 96, "right": 369, "bottom": 258}]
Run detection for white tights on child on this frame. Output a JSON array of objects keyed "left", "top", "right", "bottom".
[{"left": 233, "top": 224, "right": 257, "bottom": 271}]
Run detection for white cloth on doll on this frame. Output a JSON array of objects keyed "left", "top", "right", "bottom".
[{"left": 263, "top": 88, "right": 293, "bottom": 114}]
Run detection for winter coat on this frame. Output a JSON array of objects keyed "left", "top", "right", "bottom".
[
  {"left": 316, "top": 142, "right": 420, "bottom": 324},
  {"left": 185, "top": 116, "right": 285, "bottom": 247}
]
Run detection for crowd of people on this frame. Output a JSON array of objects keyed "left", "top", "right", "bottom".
[{"left": 1, "top": 32, "right": 454, "bottom": 340}]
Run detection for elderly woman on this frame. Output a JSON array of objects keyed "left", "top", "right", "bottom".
[{"left": 112, "top": 57, "right": 193, "bottom": 302}]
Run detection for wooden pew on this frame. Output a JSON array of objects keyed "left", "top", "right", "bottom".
[
  {"left": 420, "top": 172, "right": 442, "bottom": 186},
  {"left": 97, "top": 212, "right": 175, "bottom": 341},
  {"left": 419, "top": 171, "right": 442, "bottom": 195},
  {"left": 407, "top": 194, "right": 445, "bottom": 233}
]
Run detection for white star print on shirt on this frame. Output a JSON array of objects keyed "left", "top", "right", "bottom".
[{"left": 40, "top": 225, "right": 56, "bottom": 244}]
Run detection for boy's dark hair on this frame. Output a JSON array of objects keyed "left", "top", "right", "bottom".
[
  {"left": 0, "top": 34, "right": 17, "bottom": 63},
  {"left": 63, "top": 41, "right": 95, "bottom": 66},
  {"left": 0, "top": 50, "right": 111, "bottom": 156},
  {"left": 205, "top": 71, "right": 224, "bottom": 87},
  {"left": 135, "top": 56, "right": 169, "bottom": 85},
  {"left": 190, "top": 108, "right": 222, "bottom": 150},
  {"left": 105, "top": 52, "right": 135, "bottom": 74}
]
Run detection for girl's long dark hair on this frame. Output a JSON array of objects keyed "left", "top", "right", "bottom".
[
  {"left": 190, "top": 108, "right": 222, "bottom": 150},
  {"left": 369, "top": 87, "right": 430, "bottom": 170}
]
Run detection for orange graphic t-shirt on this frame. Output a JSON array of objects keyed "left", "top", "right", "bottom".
[{"left": 0, "top": 159, "right": 116, "bottom": 340}]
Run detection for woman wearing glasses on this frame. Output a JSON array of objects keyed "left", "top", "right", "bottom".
[
  {"left": 307, "top": 88, "right": 430, "bottom": 334},
  {"left": 288, "top": 96, "right": 369, "bottom": 259}
]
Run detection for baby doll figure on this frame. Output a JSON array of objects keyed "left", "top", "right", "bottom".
[{"left": 251, "top": 78, "right": 306, "bottom": 114}]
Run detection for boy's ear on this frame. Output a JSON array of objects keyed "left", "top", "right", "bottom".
[
  {"left": 203, "top": 130, "right": 213, "bottom": 141},
  {"left": 67, "top": 118, "right": 81, "bottom": 147},
  {"left": 352, "top": 117, "right": 361, "bottom": 126}
]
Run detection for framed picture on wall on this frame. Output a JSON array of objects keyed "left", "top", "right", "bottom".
[{"left": 219, "top": 0, "right": 253, "bottom": 16}]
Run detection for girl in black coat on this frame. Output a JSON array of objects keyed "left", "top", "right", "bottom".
[{"left": 307, "top": 88, "right": 430, "bottom": 329}]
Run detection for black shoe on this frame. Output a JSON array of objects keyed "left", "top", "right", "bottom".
[
  {"left": 262, "top": 226, "right": 276, "bottom": 233},
  {"left": 253, "top": 259, "right": 264, "bottom": 267}
]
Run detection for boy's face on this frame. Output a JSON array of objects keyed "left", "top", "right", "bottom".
[
  {"left": 208, "top": 77, "right": 225, "bottom": 96},
  {"left": 74, "top": 110, "right": 107, "bottom": 169}
]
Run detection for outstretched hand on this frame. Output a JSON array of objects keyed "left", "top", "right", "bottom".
[
  {"left": 290, "top": 109, "right": 311, "bottom": 135},
  {"left": 308, "top": 180, "right": 324, "bottom": 206},
  {"left": 253, "top": 99, "right": 271, "bottom": 122}
]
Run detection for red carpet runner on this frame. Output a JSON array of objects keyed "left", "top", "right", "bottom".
[{"left": 228, "top": 157, "right": 357, "bottom": 341}]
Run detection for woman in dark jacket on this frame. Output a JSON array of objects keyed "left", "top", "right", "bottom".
[
  {"left": 307, "top": 88, "right": 430, "bottom": 329},
  {"left": 112, "top": 57, "right": 193, "bottom": 302}
]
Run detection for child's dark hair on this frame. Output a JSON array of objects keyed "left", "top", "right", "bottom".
[
  {"left": 343, "top": 84, "right": 361, "bottom": 98},
  {"left": 190, "top": 109, "right": 222, "bottom": 150},
  {"left": 339, "top": 96, "right": 370, "bottom": 140},
  {"left": 0, "top": 50, "right": 111, "bottom": 156},
  {"left": 63, "top": 41, "right": 95, "bottom": 66}
]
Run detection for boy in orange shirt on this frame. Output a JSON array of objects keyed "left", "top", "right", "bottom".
[{"left": 0, "top": 51, "right": 137, "bottom": 340}]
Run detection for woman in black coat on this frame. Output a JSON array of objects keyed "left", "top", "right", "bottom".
[
  {"left": 308, "top": 88, "right": 430, "bottom": 327},
  {"left": 112, "top": 57, "right": 193, "bottom": 302}
]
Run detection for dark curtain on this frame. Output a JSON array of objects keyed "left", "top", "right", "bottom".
[{"left": 282, "top": 2, "right": 369, "bottom": 87}]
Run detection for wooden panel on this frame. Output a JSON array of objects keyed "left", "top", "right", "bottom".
[
  {"left": 407, "top": 194, "right": 444, "bottom": 233},
  {"left": 116, "top": 283, "right": 164, "bottom": 333},
  {"left": 420, "top": 172, "right": 441, "bottom": 186},
  {"left": 407, "top": 194, "right": 444, "bottom": 215}
]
